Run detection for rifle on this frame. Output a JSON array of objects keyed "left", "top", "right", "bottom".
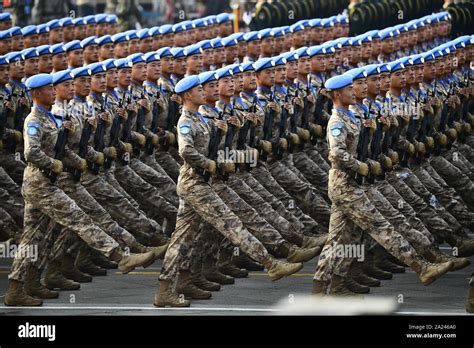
[
  {"left": 400, "top": 93, "right": 419, "bottom": 167},
  {"left": 145, "top": 89, "right": 161, "bottom": 155},
  {"left": 105, "top": 92, "right": 123, "bottom": 169},
  {"left": 369, "top": 104, "right": 386, "bottom": 180},
  {"left": 42, "top": 111, "right": 70, "bottom": 183},
  {"left": 162, "top": 86, "right": 179, "bottom": 150},
  {"left": 354, "top": 103, "right": 371, "bottom": 185},
  {"left": 120, "top": 86, "right": 134, "bottom": 144},
  {"left": 434, "top": 80, "right": 453, "bottom": 155},
  {"left": 236, "top": 97, "right": 254, "bottom": 151},
  {"left": 0, "top": 92, "right": 12, "bottom": 139},
  {"left": 275, "top": 90, "right": 289, "bottom": 159},
  {"left": 133, "top": 86, "right": 146, "bottom": 156},
  {"left": 260, "top": 87, "right": 275, "bottom": 161},
  {"left": 89, "top": 94, "right": 108, "bottom": 174},
  {"left": 288, "top": 87, "right": 298, "bottom": 154},
  {"left": 5, "top": 89, "right": 27, "bottom": 153},
  {"left": 203, "top": 106, "right": 227, "bottom": 182}
]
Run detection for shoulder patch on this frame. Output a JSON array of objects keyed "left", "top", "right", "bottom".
[
  {"left": 27, "top": 121, "right": 40, "bottom": 128},
  {"left": 179, "top": 122, "right": 192, "bottom": 135},
  {"left": 27, "top": 126, "right": 38, "bottom": 136},
  {"left": 330, "top": 123, "right": 344, "bottom": 137}
]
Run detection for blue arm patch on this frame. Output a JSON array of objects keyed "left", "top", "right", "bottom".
[
  {"left": 27, "top": 127, "right": 38, "bottom": 136},
  {"left": 178, "top": 122, "right": 192, "bottom": 135},
  {"left": 330, "top": 123, "right": 344, "bottom": 137},
  {"left": 27, "top": 121, "right": 40, "bottom": 128}
]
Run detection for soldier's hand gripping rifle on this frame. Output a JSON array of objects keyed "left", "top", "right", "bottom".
[
  {"left": 145, "top": 89, "right": 161, "bottom": 155},
  {"left": 133, "top": 87, "right": 147, "bottom": 157},
  {"left": 369, "top": 105, "right": 387, "bottom": 179},
  {"left": 236, "top": 96, "right": 257, "bottom": 170},
  {"left": 42, "top": 112, "right": 70, "bottom": 183},
  {"left": 275, "top": 90, "right": 290, "bottom": 159},
  {"left": 89, "top": 94, "right": 108, "bottom": 174},
  {"left": 105, "top": 92, "right": 123, "bottom": 169},
  {"left": 5, "top": 89, "right": 27, "bottom": 153},
  {"left": 400, "top": 93, "right": 420, "bottom": 167},
  {"left": 203, "top": 105, "right": 227, "bottom": 182},
  {"left": 434, "top": 80, "right": 453, "bottom": 155},
  {"left": 120, "top": 85, "right": 135, "bottom": 163},
  {"left": 162, "top": 86, "right": 179, "bottom": 150},
  {"left": 259, "top": 87, "right": 275, "bottom": 162},
  {"left": 354, "top": 103, "right": 372, "bottom": 185},
  {"left": 0, "top": 92, "right": 12, "bottom": 141}
]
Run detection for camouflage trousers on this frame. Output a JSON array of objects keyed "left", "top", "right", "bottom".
[
  {"left": 314, "top": 170, "right": 418, "bottom": 283},
  {"left": 0, "top": 151, "right": 26, "bottom": 184},
  {"left": 305, "top": 142, "right": 331, "bottom": 172},
  {"left": 80, "top": 170, "right": 164, "bottom": 244},
  {"left": 292, "top": 149, "right": 329, "bottom": 198},
  {"left": 132, "top": 155, "right": 179, "bottom": 207},
  {"left": 411, "top": 163, "right": 474, "bottom": 231},
  {"left": 443, "top": 147, "right": 474, "bottom": 181},
  {"left": 155, "top": 150, "right": 181, "bottom": 183},
  {"left": 429, "top": 155, "right": 474, "bottom": 209},
  {"left": 102, "top": 165, "right": 141, "bottom": 209},
  {"left": 159, "top": 175, "right": 269, "bottom": 281},
  {"left": 269, "top": 159, "right": 330, "bottom": 227},
  {"left": 252, "top": 163, "right": 324, "bottom": 234},
  {"left": 0, "top": 187, "right": 23, "bottom": 228},
  {"left": 9, "top": 168, "right": 119, "bottom": 282},
  {"left": 0, "top": 206, "right": 21, "bottom": 241},
  {"left": 228, "top": 173, "right": 304, "bottom": 245},
  {"left": 457, "top": 142, "right": 474, "bottom": 163}
]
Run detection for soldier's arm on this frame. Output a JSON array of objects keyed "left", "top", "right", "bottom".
[
  {"left": 178, "top": 120, "right": 210, "bottom": 170},
  {"left": 23, "top": 118, "right": 55, "bottom": 169},
  {"left": 328, "top": 121, "right": 362, "bottom": 172},
  {"left": 63, "top": 146, "right": 83, "bottom": 169}
]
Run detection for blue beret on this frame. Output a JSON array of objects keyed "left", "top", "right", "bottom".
[
  {"left": 363, "top": 64, "right": 379, "bottom": 76},
  {"left": 228, "top": 32, "right": 245, "bottom": 42},
  {"left": 210, "top": 38, "right": 223, "bottom": 49},
  {"left": 321, "top": 42, "right": 336, "bottom": 53},
  {"left": 50, "top": 43, "right": 65, "bottom": 55},
  {"left": 8, "top": 27, "right": 21, "bottom": 37},
  {"left": 149, "top": 27, "right": 161, "bottom": 37},
  {"left": 216, "top": 13, "right": 232, "bottom": 24},
  {"left": 102, "top": 58, "right": 116, "bottom": 70},
  {"left": 411, "top": 55, "right": 424, "bottom": 65},
  {"left": 243, "top": 31, "right": 261, "bottom": 42},
  {"left": 83, "top": 15, "right": 96, "bottom": 25},
  {"left": 52, "top": 69, "right": 73, "bottom": 85},
  {"left": 37, "top": 45, "right": 51, "bottom": 56},
  {"left": 308, "top": 18, "right": 322, "bottom": 28},
  {"left": 88, "top": 62, "right": 107, "bottom": 75},
  {"left": 324, "top": 73, "right": 352, "bottom": 91},
  {"left": 397, "top": 24, "right": 408, "bottom": 33},
  {"left": 321, "top": 18, "right": 334, "bottom": 28},
  {"left": 0, "top": 13, "right": 12, "bottom": 22},
  {"left": 59, "top": 17, "right": 73, "bottom": 27},
  {"left": 63, "top": 40, "right": 83, "bottom": 52},
  {"left": 294, "top": 46, "right": 309, "bottom": 58},
  {"left": 72, "top": 18, "right": 86, "bottom": 26},
  {"left": 0, "top": 30, "right": 11, "bottom": 40},
  {"left": 337, "top": 15, "right": 348, "bottom": 25},
  {"left": 107, "top": 14, "right": 118, "bottom": 24},
  {"left": 170, "top": 47, "right": 185, "bottom": 59},
  {"left": 25, "top": 73, "right": 53, "bottom": 89},
  {"left": 159, "top": 24, "right": 173, "bottom": 35},
  {"left": 96, "top": 35, "right": 113, "bottom": 46},
  {"left": 21, "top": 25, "right": 37, "bottom": 37},
  {"left": 349, "top": 38, "right": 361, "bottom": 47},
  {"left": 6, "top": 51, "right": 24, "bottom": 63},
  {"left": 175, "top": 75, "right": 201, "bottom": 94},
  {"left": 377, "top": 63, "right": 391, "bottom": 74},
  {"left": 453, "top": 38, "right": 467, "bottom": 49},
  {"left": 365, "top": 30, "right": 379, "bottom": 40},
  {"left": 215, "top": 66, "right": 233, "bottom": 79},
  {"left": 125, "top": 30, "right": 138, "bottom": 40},
  {"left": 111, "top": 33, "right": 127, "bottom": 43},
  {"left": 398, "top": 57, "right": 414, "bottom": 67},
  {"left": 0, "top": 55, "right": 9, "bottom": 65},
  {"left": 37, "top": 23, "right": 48, "bottom": 34},
  {"left": 431, "top": 49, "right": 443, "bottom": 59},
  {"left": 259, "top": 28, "right": 273, "bottom": 39},
  {"left": 335, "top": 37, "right": 351, "bottom": 47},
  {"left": 199, "top": 70, "right": 219, "bottom": 85},
  {"left": 192, "top": 18, "right": 206, "bottom": 28},
  {"left": 228, "top": 63, "right": 243, "bottom": 75},
  {"left": 95, "top": 14, "right": 108, "bottom": 24},
  {"left": 358, "top": 32, "right": 373, "bottom": 44},
  {"left": 221, "top": 36, "right": 238, "bottom": 47},
  {"left": 128, "top": 53, "right": 145, "bottom": 65},
  {"left": 197, "top": 39, "right": 212, "bottom": 50},
  {"left": 46, "top": 19, "right": 62, "bottom": 31},
  {"left": 389, "top": 60, "right": 406, "bottom": 73},
  {"left": 184, "top": 44, "right": 203, "bottom": 57},
  {"left": 379, "top": 27, "right": 394, "bottom": 40},
  {"left": 81, "top": 36, "right": 98, "bottom": 48},
  {"left": 114, "top": 58, "right": 132, "bottom": 69},
  {"left": 348, "top": 67, "right": 368, "bottom": 80},
  {"left": 289, "top": 23, "right": 305, "bottom": 33},
  {"left": 137, "top": 28, "right": 151, "bottom": 40},
  {"left": 156, "top": 47, "right": 172, "bottom": 59},
  {"left": 203, "top": 15, "right": 216, "bottom": 26},
  {"left": 183, "top": 20, "right": 195, "bottom": 30},
  {"left": 143, "top": 52, "right": 159, "bottom": 63},
  {"left": 282, "top": 26, "right": 291, "bottom": 34},
  {"left": 253, "top": 57, "right": 276, "bottom": 72},
  {"left": 71, "top": 66, "right": 91, "bottom": 78},
  {"left": 240, "top": 61, "right": 255, "bottom": 72},
  {"left": 281, "top": 51, "right": 297, "bottom": 62},
  {"left": 307, "top": 45, "right": 325, "bottom": 57},
  {"left": 172, "top": 22, "right": 186, "bottom": 33},
  {"left": 391, "top": 27, "right": 400, "bottom": 37},
  {"left": 21, "top": 47, "right": 39, "bottom": 59},
  {"left": 272, "top": 55, "right": 287, "bottom": 67},
  {"left": 270, "top": 27, "right": 284, "bottom": 38}
]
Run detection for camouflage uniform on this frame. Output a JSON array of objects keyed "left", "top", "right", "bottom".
[
  {"left": 9, "top": 105, "right": 119, "bottom": 282},
  {"left": 159, "top": 109, "right": 269, "bottom": 281}
]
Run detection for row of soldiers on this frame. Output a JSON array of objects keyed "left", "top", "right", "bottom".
[{"left": 0, "top": 10, "right": 472, "bottom": 311}]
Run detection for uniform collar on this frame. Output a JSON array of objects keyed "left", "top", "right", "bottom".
[{"left": 336, "top": 106, "right": 358, "bottom": 124}]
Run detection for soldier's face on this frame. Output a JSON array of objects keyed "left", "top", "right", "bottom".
[
  {"left": 414, "top": 65, "right": 424, "bottom": 82},
  {"left": 361, "top": 43, "right": 372, "bottom": 59},
  {"left": 381, "top": 39, "right": 392, "bottom": 54},
  {"left": 34, "top": 84, "right": 55, "bottom": 106},
  {"left": 203, "top": 81, "right": 219, "bottom": 103},
  {"left": 219, "top": 22, "right": 233, "bottom": 37},
  {"left": 311, "top": 55, "right": 326, "bottom": 72},
  {"left": 0, "top": 38, "right": 11, "bottom": 55},
  {"left": 147, "top": 61, "right": 161, "bottom": 81},
  {"left": 92, "top": 72, "right": 107, "bottom": 93},
  {"left": 257, "top": 68, "right": 275, "bottom": 87},
  {"left": 292, "top": 31, "right": 304, "bottom": 47},
  {"left": 273, "top": 38, "right": 283, "bottom": 54},
  {"left": 353, "top": 78, "right": 367, "bottom": 100},
  {"left": 219, "top": 77, "right": 234, "bottom": 97},
  {"left": 174, "top": 32, "right": 186, "bottom": 47},
  {"left": 49, "top": 28, "right": 63, "bottom": 44},
  {"left": 214, "top": 48, "right": 226, "bottom": 65},
  {"left": 100, "top": 43, "right": 115, "bottom": 60},
  {"left": 74, "top": 25, "right": 87, "bottom": 40},
  {"left": 195, "top": 28, "right": 205, "bottom": 42},
  {"left": 96, "top": 24, "right": 108, "bottom": 37},
  {"left": 297, "top": 57, "right": 310, "bottom": 75},
  {"left": 24, "top": 34, "right": 38, "bottom": 48},
  {"left": 261, "top": 38, "right": 274, "bottom": 55},
  {"left": 390, "top": 70, "right": 406, "bottom": 89},
  {"left": 140, "top": 38, "right": 153, "bottom": 53},
  {"left": 24, "top": 57, "right": 39, "bottom": 76},
  {"left": 39, "top": 54, "right": 53, "bottom": 73},
  {"left": 202, "top": 49, "right": 214, "bottom": 66},
  {"left": 311, "top": 28, "right": 323, "bottom": 43},
  {"left": 109, "top": 24, "right": 118, "bottom": 35},
  {"left": 367, "top": 75, "right": 380, "bottom": 96},
  {"left": 0, "top": 65, "right": 9, "bottom": 85},
  {"left": 38, "top": 33, "right": 50, "bottom": 45},
  {"left": 160, "top": 57, "right": 174, "bottom": 75},
  {"left": 53, "top": 53, "right": 67, "bottom": 71},
  {"left": 132, "top": 62, "right": 147, "bottom": 82},
  {"left": 84, "top": 45, "right": 99, "bottom": 63},
  {"left": 243, "top": 71, "right": 257, "bottom": 91},
  {"left": 152, "top": 36, "right": 162, "bottom": 51},
  {"left": 285, "top": 61, "right": 298, "bottom": 80},
  {"left": 238, "top": 41, "right": 247, "bottom": 57},
  {"left": 274, "top": 66, "right": 286, "bottom": 85},
  {"left": 10, "top": 60, "right": 24, "bottom": 80},
  {"left": 435, "top": 60, "right": 445, "bottom": 77},
  {"left": 187, "top": 54, "right": 203, "bottom": 74},
  {"left": 163, "top": 34, "right": 174, "bottom": 47},
  {"left": 174, "top": 58, "right": 187, "bottom": 76},
  {"left": 380, "top": 73, "right": 390, "bottom": 91},
  {"left": 128, "top": 39, "right": 140, "bottom": 55},
  {"left": 115, "top": 42, "right": 129, "bottom": 58},
  {"left": 118, "top": 68, "right": 132, "bottom": 87},
  {"left": 68, "top": 49, "right": 84, "bottom": 67},
  {"left": 326, "top": 54, "right": 336, "bottom": 70},
  {"left": 63, "top": 26, "right": 75, "bottom": 42},
  {"left": 12, "top": 35, "right": 23, "bottom": 51},
  {"left": 334, "top": 50, "right": 342, "bottom": 65},
  {"left": 106, "top": 69, "right": 118, "bottom": 88},
  {"left": 186, "top": 85, "right": 205, "bottom": 106},
  {"left": 423, "top": 62, "right": 436, "bottom": 80},
  {"left": 73, "top": 76, "right": 91, "bottom": 98},
  {"left": 247, "top": 41, "right": 261, "bottom": 56},
  {"left": 338, "top": 85, "right": 355, "bottom": 106},
  {"left": 187, "top": 29, "right": 196, "bottom": 45},
  {"left": 405, "top": 67, "right": 415, "bottom": 85},
  {"left": 86, "top": 24, "right": 96, "bottom": 37},
  {"left": 55, "top": 80, "right": 74, "bottom": 101}
]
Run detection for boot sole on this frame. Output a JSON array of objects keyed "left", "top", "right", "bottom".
[
  {"left": 269, "top": 263, "right": 303, "bottom": 281},
  {"left": 4, "top": 299, "right": 43, "bottom": 306},
  {"left": 45, "top": 283, "right": 80, "bottom": 291},
  {"left": 119, "top": 252, "right": 156, "bottom": 274},
  {"left": 153, "top": 302, "right": 190, "bottom": 308}
]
